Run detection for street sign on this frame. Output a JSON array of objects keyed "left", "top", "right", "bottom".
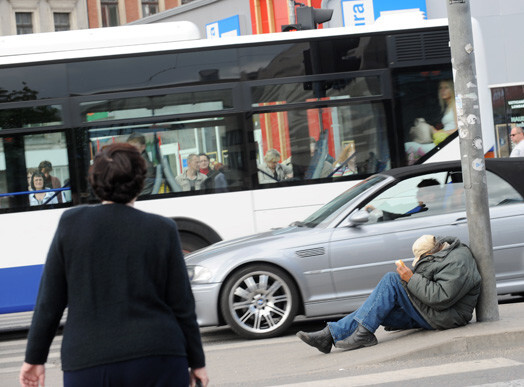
[
  {"left": 341, "top": 0, "right": 427, "bottom": 27},
  {"left": 205, "top": 15, "right": 240, "bottom": 39}
]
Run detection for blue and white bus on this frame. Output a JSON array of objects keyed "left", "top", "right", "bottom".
[{"left": 0, "top": 18, "right": 494, "bottom": 315}]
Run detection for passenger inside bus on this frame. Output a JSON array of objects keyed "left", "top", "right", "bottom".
[
  {"left": 38, "top": 160, "right": 62, "bottom": 203},
  {"left": 403, "top": 77, "right": 457, "bottom": 165},
  {"left": 430, "top": 79, "right": 457, "bottom": 145},
  {"left": 200, "top": 155, "right": 228, "bottom": 192},
  {"left": 29, "top": 171, "right": 58, "bottom": 206},
  {"left": 198, "top": 153, "right": 212, "bottom": 176},
  {"left": 258, "top": 149, "right": 291, "bottom": 184},
  {"left": 175, "top": 154, "right": 207, "bottom": 191}
]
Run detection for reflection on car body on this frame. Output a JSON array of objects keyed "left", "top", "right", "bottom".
[{"left": 185, "top": 158, "right": 524, "bottom": 339}]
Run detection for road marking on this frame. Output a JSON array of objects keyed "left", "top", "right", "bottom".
[
  {"left": 272, "top": 358, "right": 523, "bottom": 387},
  {"left": 473, "top": 379, "right": 524, "bottom": 386}
]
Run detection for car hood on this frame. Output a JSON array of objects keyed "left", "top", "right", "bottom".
[{"left": 185, "top": 225, "right": 317, "bottom": 274}]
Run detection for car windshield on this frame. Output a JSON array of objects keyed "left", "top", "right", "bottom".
[{"left": 302, "top": 175, "right": 386, "bottom": 227}]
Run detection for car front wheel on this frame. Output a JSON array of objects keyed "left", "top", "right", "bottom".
[{"left": 220, "top": 264, "right": 299, "bottom": 339}]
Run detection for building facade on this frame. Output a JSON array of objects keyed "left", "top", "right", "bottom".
[
  {"left": 0, "top": 0, "right": 89, "bottom": 35},
  {"left": 86, "top": 0, "right": 189, "bottom": 28}
]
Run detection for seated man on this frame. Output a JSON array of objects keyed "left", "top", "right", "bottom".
[{"left": 296, "top": 235, "right": 481, "bottom": 353}]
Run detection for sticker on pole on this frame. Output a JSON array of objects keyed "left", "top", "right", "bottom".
[
  {"left": 472, "top": 137, "right": 483, "bottom": 149},
  {"left": 466, "top": 114, "right": 478, "bottom": 125},
  {"left": 472, "top": 158, "right": 485, "bottom": 171}
]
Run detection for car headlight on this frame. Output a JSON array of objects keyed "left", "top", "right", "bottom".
[{"left": 187, "top": 265, "right": 212, "bottom": 283}]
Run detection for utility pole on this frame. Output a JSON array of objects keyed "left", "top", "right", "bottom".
[
  {"left": 446, "top": 0, "right": 499, "bottom": 322},
  {"left": 288, "top": 0, "right": 296, "bottom": 25}
]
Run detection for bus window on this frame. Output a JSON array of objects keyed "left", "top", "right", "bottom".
[
  {"left": 254, "top": 102, "right": 389, "bottom": 185},
  {"left": 0, "top": 132, "right": 71, "bottom": 209},
  {"left": 395, "top": 70, "right": 455, "bottom": 165},
  {"left": 251, "top": 75, "right": 382, "bottom": 106},
  {"left": 0, "top": 105, "right": 63, "bottom": 130},
  {"left": 79, "top": 89, "right": 233, "bottom": 123},
  {"left": 88, "top": 115, "right": 246, "bottom": 198}
]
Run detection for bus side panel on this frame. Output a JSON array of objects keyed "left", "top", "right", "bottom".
[{"left": 0, "top": 264, "right": 43, "bottom": 314}]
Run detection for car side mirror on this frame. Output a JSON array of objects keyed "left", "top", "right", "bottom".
[{"left": 348, "top": 209, "right": 369, "bottom": 226}]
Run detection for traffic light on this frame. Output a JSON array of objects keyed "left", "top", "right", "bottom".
[
  {"left": 281, "top": 5, "right": 333, "bottom": 31},
  {"left": 296, "top": 6, "right": 333, "bottom": 30},
  {"left": 281, "top": 24, "right": 301, "bottom": 32}
]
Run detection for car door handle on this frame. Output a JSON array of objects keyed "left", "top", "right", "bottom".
[{"left": 452, "top": 217, "right": 468, "bottom": 225}]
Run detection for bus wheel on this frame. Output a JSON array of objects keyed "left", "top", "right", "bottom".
[
  {"left": 179, "top": 232, "right": 209, "bottom": 254},
  {"left": 220, "top": 264, "right": 299, "bottom": 339}
]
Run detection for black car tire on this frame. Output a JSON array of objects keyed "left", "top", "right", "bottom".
[{"left": 220, "top": 264, "right": 299, "bottom": 339}]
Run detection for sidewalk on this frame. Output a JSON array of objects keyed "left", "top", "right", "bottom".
[
  {"left": 328, "top": 301, "right": 524, "bottom": 366},
  {"left": 7, "top": 302, "right": 524, "bottom": 386}
]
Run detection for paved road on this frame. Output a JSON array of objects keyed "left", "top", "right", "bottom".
[
  {"left": 1, "top": 296, "right": 522, "bottom": 386},
  {"left": 2, "top": 325, "right": 524, "bottom": 387}
]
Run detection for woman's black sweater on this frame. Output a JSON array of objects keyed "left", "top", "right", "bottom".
[{"left": 25, "top": 204, "right": 205, "bottom": 371}]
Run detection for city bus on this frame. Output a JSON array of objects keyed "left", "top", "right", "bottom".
[{"left": 0, "top": 18, "right": 494, "bottom": 314}]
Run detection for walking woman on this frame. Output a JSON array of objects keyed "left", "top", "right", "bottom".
[{"left": 20, "top": 143, "right": 208, "bottom": 387}]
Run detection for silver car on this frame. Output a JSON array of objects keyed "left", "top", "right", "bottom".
[{"left": 185, "top": 159, "right": 524, "bottom": 339}]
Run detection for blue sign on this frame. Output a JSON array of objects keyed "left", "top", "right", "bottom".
[
  {"left": 206, "top": 15, "right": 240, "bottom": 39},
  {"left": 341, "top": 0, "right": 426, "bottom": 27}
]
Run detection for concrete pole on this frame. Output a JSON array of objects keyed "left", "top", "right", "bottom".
[{"left": 446, "top": 0, "right": 499, "bottom": 322}]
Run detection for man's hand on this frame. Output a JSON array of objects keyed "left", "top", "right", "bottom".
[{"left": 396, "top": 261, "right": 413, "bottom": 282}]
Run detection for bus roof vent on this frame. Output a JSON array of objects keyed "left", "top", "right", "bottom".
[{"left": 387, "top": 30, "right": 450, "bottom": 67}]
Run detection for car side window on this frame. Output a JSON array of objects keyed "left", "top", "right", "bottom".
[
  {"left": 441, "top": 170, "right": 522, "bottom": 208},
  {"left": 363, "top": 172, "right": 450, "bottom": 224},
  {"left": 486, "top": 171, "right": 523, "bottom": 206},
  {"left": 361, "top": 169, "right": 522, "bottom": 225}
]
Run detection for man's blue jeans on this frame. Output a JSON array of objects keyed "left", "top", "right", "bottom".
[{"left": 327, "top": 272, "right": 433, "bottom": 343}]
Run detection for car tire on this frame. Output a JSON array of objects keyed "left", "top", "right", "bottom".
[{"left": 220, "top": 264, "right": 299, "bottom": 339}]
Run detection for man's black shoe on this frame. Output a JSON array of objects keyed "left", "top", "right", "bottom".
[
  {"left": 334, "top": 324, "right": 378, "bottom": 350},
  {"left": 296, "top": 326, "right": 333, "bottom": 354}
]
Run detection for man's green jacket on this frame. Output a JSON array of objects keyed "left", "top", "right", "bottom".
[{"left": 405, "top": 236, "right": 482, "bottom": 330}]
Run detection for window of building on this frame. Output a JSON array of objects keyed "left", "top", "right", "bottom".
[
  {"left": 101, "top": 0, "right": 119, "bottom": 27},
  {"left": 142, "top": 0, "right": 159, "bottom": 17},
  {"left": 54, "top": 13, "right": 70, "bottom": 32},
  {"left": 15, "top": 12, "right": 33, "bottom": 35}
]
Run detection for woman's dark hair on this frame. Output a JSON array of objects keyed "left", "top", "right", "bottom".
[
  {"left": 89, "top": 143, "right": 146, "bottom": 203},
  {"left": 30, "top": 171, "right": 46, "bottom": 190}
]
